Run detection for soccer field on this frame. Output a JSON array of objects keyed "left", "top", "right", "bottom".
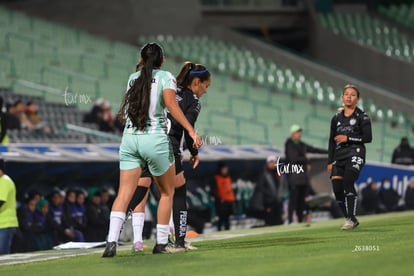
[{"left": 1, "top": 211, "right": 413, "bottom": 276}]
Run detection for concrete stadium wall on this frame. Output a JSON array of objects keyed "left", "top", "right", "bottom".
[{"left": 4, "top": 0, "right": 202, "bottom": 43}]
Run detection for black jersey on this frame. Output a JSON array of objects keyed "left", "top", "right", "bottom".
[
  {"left": 328, "top": 107, "right": 372, "bottom": 163},
  {"left": 167, "top": 87, "right": 201, "bottom": 157}
]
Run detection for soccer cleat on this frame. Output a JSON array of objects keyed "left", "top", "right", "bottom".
[
  {"left": 341, "top": 218, "right": 354, "bottom": 230},
  {"left": 351, "top": 218, "right": 360, "bottom": 229},
  {"left": 152, "top": 243, "right": 186, "bottom": 254},
  {"left": 185, "top": 241, "right": 198, "bottom": 251},
  {"left": 102, "top": 241, "right": 117, "bottom": 257},
  {"left": 131, "top": 241, "right": 144, "bottom": 252}
]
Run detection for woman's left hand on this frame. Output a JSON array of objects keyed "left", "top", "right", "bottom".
[
  {"left": 334, "top": 135, "right": 348, "bottom": 144},
  {"left": 189, "top": 155, "right": 200, "bottom": 169}
]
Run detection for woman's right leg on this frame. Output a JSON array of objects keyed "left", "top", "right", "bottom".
[
  {"left": 152, "top": 164, "right": 185, "bottom": 253},
  {"left": 331, "top": 176, "right": 346, "bottom": 218},
  {"left": 103, "top": 167, "right": 141, "bottom": 257}
]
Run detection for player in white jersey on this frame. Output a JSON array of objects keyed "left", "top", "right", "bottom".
[
  {"left": 102, "top": 43, "right": 202, "bottom": 257},
  {"left": 129, "top": 62, "right": 210, "bottom": 252}
]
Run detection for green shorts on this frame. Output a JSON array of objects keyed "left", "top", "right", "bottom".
[{"left": 119, "top": 133, "right": 174, "bottom": 176}]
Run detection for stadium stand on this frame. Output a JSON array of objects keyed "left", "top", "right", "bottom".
[
  {"left": 138, "top": 34, "right": 413, "bottom": 162},
  {"left": 378, "top": 3, "right": 414, "bottom": 30},
  {"left": 319, "top": 12, "right": 414, "bottom": 63},
  {"left": 0, "top": 5, "right": 412, "bottom": 162}
]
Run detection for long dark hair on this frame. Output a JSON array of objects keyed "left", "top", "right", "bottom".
[
  {"left": 118, "top": 43, "right": 163, "bottom": 130},
  {"left": 176, "top": 61, "right": 210, "bottom": 89}
]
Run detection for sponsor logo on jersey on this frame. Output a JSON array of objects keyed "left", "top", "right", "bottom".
[{"left": 350, "top": 118, "right": 356, "bottom": 125}]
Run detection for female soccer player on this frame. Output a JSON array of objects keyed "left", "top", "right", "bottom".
[
  {"left": 130, "top": 61, "right": 211, "bottom": 252},
  {"left": 102, "top": 44, "right": 202, "bottom": 257},
  {"left": 327, "top": 84, "right": 372, "bottom": 230}
]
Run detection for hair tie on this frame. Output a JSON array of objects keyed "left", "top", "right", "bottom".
[{"left": 190, "top": 69, "right": 209, "bottom": 75}]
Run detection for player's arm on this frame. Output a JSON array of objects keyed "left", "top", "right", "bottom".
[
  {"left": 327, "top": 116, "right": 336, "bottom": 169},
  {"left": 347, "top": 114, "right": 372, "bottom": 144},
  {"left": 182, "top": 95, "right": 200, "bottom": 158},
  {"left": 163, "top": 89, "right": 201, "bottom": 149}
]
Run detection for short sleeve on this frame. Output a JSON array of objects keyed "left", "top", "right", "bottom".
[{"left": 161, "top": 71, "right": 177, "bottom": 91}]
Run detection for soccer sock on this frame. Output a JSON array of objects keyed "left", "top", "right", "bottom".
[
  {"left": 173, "top": 184, "right": 188, "bottom": 246},
  {"left": 345, "top": 193, "right": 358, "bottom": 220},
  {"left": 129, "top": 186, "right": 149, "bottom": 210},
  {"left": 132, "top": 212, "right": 145, "bottom": 243},
  {"left": 107, "top": 211, "right": 126, "bottom": 243},
  {"left": 332, "top": 178, "right": 347, "bottom": 218},
  {"left": 156, "top": 224, "right": 169, "bottom": 245},
  {"left": 169, "top": 210, "right": 175, "bottom": 236},
  {"left": 343, "top": 170, "right": 359, "bottom": 220}
]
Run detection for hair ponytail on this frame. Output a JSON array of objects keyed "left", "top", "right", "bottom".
[
  {"left": 118, "top": 43, "right": 163, "bottom": 130},
  {"left": 176, "top": 61, "right": 210, "bottom": 89}
]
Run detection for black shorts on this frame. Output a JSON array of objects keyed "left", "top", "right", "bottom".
[
  {"left": 141, "top": 152, "right": 183, "bottom": 178},
  {"left": 331, "top": 154, "right": 365, "bottom": 178}
]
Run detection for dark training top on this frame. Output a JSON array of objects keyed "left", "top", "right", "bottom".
[
  {"left": 328, "top": 107, "right": 372, "bottom": 163},
  {"left": 167, "top": 87, "right": 201, "bottom": 157}
]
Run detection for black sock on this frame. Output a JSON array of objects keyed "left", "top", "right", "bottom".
[
  {"left": 345, "top": 193, "right": 358, "bottom": 220},
  {"left": 332, "top": 179, "right": 347, "bottom": 218},
  {"left": 128, "top": 186, "right": 149, "bottom": 210},
  {"left": 343, "top": 170, "right": 359, "bottom": 220},
  {"left": 173, "top": 184, "right": 187, "bottom": 247}
]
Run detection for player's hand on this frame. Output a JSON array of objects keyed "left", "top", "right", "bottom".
[
  {"left": 327, "top": 164, "right": 332, "bottom": 174},
  {"left": 190, "top": 131, "right": 203, "bottom": 149},
  {"left": 334, "top": 135, "right": 348, "bottom": 144},
  {"left": 189, "top": 155, "right": 200, "bottom": 169}
]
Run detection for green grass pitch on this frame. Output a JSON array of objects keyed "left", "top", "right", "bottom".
[{"left": 1, "top": 211, "right": 413, "bottom": 276}]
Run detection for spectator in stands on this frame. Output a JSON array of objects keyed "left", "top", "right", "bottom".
[
  {"left": 25, "top": 100, "right": 51, "bottom": 134},
  {"left": 404, "top": 179, "right": 414, "bottom": 210},
  {"left": 5, "top": 103, "right": 21, "bottom": 130},
  {"left": 100, "top": 187, "right": 113, "bottom": 219},
  {"left": 361, "top": 181, "right": 379, "bottom": 214},
  {"left": 285, "top": 124, "right": 328, "bottom": 224},
  {"left": 33, "top": 199, "right": 53, "bottom": 250},
  {"left": 391, "top": 137, "right": 414, "bottom": 166},
  {"left": 85, "top": 188, "right": 108, "bottom": 242},
  {"left": 378, "top": 178, "right": 401, "bottom": 213},
  {"left": 256, "top": 156, "right": 284, "bottom": 225},
  {"left": 83, "top": 99, "right": 117, "bottom": 133},
  {"left": 63, "top": 189, "right": 86, "bottom": 241},
  {"left": 17, "top": 194, "right": 38, "bottom": 252},
  {"left": 0, "top": 159, "right": 18, "bottom": 255},
  {"left": 47, "top": 189, "right": 82, "bottom": 245},
  {"left": 76, "top": 189, "right": 88, "bottom": 230},
  {"left": 100, "top": 100, "right": 117, "bottom": 132},
  {"left": 14, "top": 100, "right": 34, "bottom": 130},
  {"left": 0, "top": 97, "right": 8, "bottom": 144},
  {"left": 213, "top": 162, "right": 235, "bottom": 231},
  {"left": 18, "top": 196, "right": 53, "bottom": 251}
]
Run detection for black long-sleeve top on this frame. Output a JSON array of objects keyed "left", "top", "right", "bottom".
[
  {"left": 167, "top": 87, "right": 201, "bottom": 156},
  {"left": 328, "top": 107, "right": 372, "bottom": 164}
]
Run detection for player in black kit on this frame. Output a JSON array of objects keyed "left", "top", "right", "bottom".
[
  {"left": 129, "top": 61, "right": 211, "bottom": 252},
  {"left": 327, "top": 85, "right": 372, "bottom": 230}
]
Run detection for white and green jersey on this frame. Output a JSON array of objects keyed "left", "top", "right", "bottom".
[{"left": 124, "top": 69, "right": 177, "bottom": 135}]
